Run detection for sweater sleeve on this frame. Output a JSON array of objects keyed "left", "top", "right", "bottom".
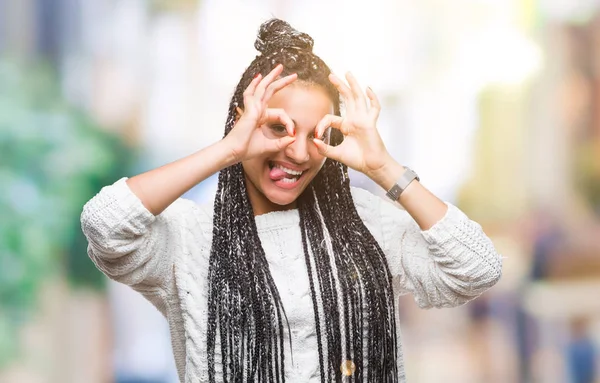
[
  {"left": 351, "top": 187, "right": 502, "bottom": 309},
  {"left": 80, "top": 177, "right": 211, "bottom": 313}
]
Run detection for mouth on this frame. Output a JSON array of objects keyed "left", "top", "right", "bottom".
[{"left": 268, "top": 161, "right": 307, "bottom": 189}]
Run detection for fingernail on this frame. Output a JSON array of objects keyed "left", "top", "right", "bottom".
[{"left": 254, "top": 73, "right": 261, "bottom": 79}]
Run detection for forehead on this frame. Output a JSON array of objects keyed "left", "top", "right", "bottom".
[{"left": 266, "top": 84, "right": 334, "bottom": 128}]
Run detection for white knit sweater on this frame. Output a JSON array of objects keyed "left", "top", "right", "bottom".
[{"left": 81, "top": 178, "right": 502, "bottom": 382}]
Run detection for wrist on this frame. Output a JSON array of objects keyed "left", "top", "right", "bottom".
[
  {"left": 219, "top": 136, "right": 245, "bottom": 166},
  {"left": 368, "top": 156, "right": 407, "bottom": 191}
]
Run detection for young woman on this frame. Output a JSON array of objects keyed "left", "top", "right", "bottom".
[{"left": 81, "top": 18, "right": 502, "bottom": 383}]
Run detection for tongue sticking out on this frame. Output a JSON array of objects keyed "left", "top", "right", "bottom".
[{"left": 269, "top": 167, "right": 290, "bottom": 181}]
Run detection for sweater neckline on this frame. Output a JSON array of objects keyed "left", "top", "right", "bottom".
[{"left": 254, "top": 208, "right": 300, "bottom": 232}]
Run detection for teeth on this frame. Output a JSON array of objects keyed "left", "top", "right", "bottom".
[
  {"left": 280, "top": 177, "right": 298, "bottom": 183},
  {"left": 275, "top": 164, "right": 303, "bottom": 176}
]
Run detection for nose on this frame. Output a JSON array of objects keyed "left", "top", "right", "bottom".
[{"left": 284, "top": 135, "right": 310, "bottom": 164}]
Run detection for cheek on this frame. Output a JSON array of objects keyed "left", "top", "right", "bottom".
[
  {"left": 242, "top": 158, "right": 264, "bottom": 180},
  {"left": 308, "top": 152, "right": 327, "bottom": 175},
  {"left": 307, "top": 140, "right": 324, "bottom": 159}
]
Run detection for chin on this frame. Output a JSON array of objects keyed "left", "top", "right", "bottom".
[
  {"left": 264, "top": 190, "right": 301, "bottom": 207},
  {"left": 261, "top": 163, "right": 317, "bottom": 207},
  {"left": 258, "top": 161, "right": 308, "bottom": 199},
  {"left": 243, "top": 158, "right": 322, "bottom": 212},
  {"left": 261, "top": 179, "right": 307, "bottom": 206}
]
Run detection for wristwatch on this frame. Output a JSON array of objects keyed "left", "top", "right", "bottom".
[{"left": 386, "top": 167, "right": 419, "bottom": 202}]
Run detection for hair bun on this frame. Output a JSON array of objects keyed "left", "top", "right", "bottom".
[{"left": 254, "top": 19, "right": 314, "bottom": 55}]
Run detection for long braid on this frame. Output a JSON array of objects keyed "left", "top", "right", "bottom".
[
  {"left": 298, "top": 199, "right": 329, "bottom": 382},
  {"left": 298, "top": 188, "right": 343, "bottom": 382},
  {"left": 312, "top": 161, "right": 399, "bottom": 381},
  {"left": 207, "top": 18, "right": 399, "bottom": 382}
]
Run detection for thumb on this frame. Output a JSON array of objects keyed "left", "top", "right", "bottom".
[
  {"left": 313, "top": 138, "right": 341, "bottom": 161},
  {"left": 265, "top": 136, "right": 296, "bottom": 153}
]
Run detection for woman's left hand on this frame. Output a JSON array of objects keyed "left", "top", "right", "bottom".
[{"left": 313, "top": 72, "right": 391, "bottom": 179}]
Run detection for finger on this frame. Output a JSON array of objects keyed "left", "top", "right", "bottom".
[
  {"left": 366, "top": 86, "right": 381, "bottom": 120},
  {"left": 265, "top": 136, "right": 296, "bottom": 153},
  {"left": 242, "top": 74, "right": 263, "bottom": 108},
  {"left": 329, "top": 73, "right": 354, "bottom": 108},
  {"left": 315, "top": 114, "right": 345, "bottom": 138},
  {"left": 345, "top": 72, "right": 367, "bottom": 106},
  {"left": 313, "top": 138, "right": 341, "bottom": 161},
  {"left": 254, "top": 64, "right": 283, "bottom": 100},
  {"left": 243, "top": 73, "right": 262, "bottom": 99},
  {"left": 265, "top": 108, "right": 295, "bottom": 136},
  {"left": 263, "top": 73, "right": 298, "bottom": 101}
]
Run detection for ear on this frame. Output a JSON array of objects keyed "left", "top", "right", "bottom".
[{"left": 235, "top": 106, "right": 243, "bottom": 122}]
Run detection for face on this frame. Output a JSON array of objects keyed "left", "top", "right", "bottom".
[{"left": 241, "top": 83, "right": 334, "bottom": 215}]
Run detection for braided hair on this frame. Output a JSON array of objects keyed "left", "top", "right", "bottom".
[{"left": 207, "top": 19, "right": 399, "bottom": 382}]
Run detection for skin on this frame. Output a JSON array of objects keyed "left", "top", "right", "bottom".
[
  {"left": 240, "top": 84, "right": 333, "bottom": 215},
  {"left": 126, "top": 64, "right": 448, "bottom": 230}
]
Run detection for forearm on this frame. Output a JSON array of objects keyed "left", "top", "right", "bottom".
[
  {"left": 369, "top": 156, "right": 448, "bottom": 231},
  {"left": 127, "top": 139, "right": 237, "bottom": 215}
]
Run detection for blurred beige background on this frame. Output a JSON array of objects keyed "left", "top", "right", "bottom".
[{"left": 2, "top": 0, "right": 600, "bottom": 382}]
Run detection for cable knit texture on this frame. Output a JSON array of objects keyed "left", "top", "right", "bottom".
[{"left": 81, "top": 178, "right": 502, "bottom": 382}]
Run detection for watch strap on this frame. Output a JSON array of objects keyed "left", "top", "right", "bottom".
[{"left": 386, "top": 167, "right": 419, "bottom": 201}]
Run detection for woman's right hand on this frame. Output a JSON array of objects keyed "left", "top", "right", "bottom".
[{"left": 224, "top": 64, "right": 298, "bottom": 163}]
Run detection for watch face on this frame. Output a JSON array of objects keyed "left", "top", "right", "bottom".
[
  {"left": 387, "top": 167, "right": 419, "bottom": 201},
  {"left": 386, "top": 184, "right": 402, "bottom": 201}
]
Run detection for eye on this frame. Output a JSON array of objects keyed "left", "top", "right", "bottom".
[{"left": 269, "top": 124, "right": 287, "bottom": 135}]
